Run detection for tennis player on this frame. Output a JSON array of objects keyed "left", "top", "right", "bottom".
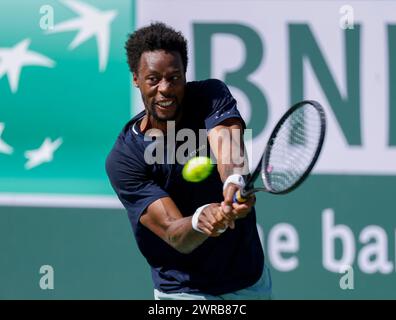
[{"left": 106, "top": 22, "right": 272, "bottom": 300}]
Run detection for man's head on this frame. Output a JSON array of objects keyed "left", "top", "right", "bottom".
[{"left": 125, "top": 22, "right": 188, "bottom": 122}]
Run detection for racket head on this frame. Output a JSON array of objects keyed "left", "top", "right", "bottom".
[
  {"left": 243, "top": 100, "right": 326, "bottom": 197},
  {"left": 263, "top": 100, "right": 326, "bottom": 194}
]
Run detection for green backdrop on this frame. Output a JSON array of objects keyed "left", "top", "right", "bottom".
[{"left": 1, "top": 0, "right": 395, "bottom": 299}]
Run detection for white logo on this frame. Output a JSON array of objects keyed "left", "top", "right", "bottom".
[
  {"left": 0, "top": 123, "right": 13, "bottom": 155},
  {"left": 0, "top": 39, "right": 54, "bottom": 93},
  {"left": 25, "top": 137, "right": 63, "bottom": 170},
  {"left": 47, "top": 0, "right": 118, "bottom": 71}
]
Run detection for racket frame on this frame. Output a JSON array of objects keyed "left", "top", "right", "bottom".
[{"left": 241, "top": 100, "right": 326, "bottom": 197}]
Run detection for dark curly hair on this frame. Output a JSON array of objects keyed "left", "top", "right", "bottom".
[{"left": 125, "top": 22, "right": 188, "bottom": 74}]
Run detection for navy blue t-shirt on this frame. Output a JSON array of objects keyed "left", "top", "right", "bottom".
[{"left": 106, "top": 79, "right": 264, "bottom": 295}]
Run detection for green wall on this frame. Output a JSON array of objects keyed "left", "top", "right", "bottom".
[{"left": 1, "top": 0, "right": 395, "bottom": 299}]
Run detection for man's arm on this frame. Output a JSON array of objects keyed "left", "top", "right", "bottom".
[
  {"left": 139, "top": 197, "right": 228, "bottom": 254},
  {"left": 208, "top": 117, "right": 248, "bottom": 182},
  {"left": 106, "top": 144, "right": 230, "bottom": 255},
  {"left": 208, "top": 117, "right": 255, "bottom": 224}
]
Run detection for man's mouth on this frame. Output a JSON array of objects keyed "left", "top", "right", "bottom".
[{"left": 156, "top": 100, "right": 176, "bottom": 109}]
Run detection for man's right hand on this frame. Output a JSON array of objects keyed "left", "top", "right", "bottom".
[{"left": 196, "top": 203, "right": 233, "bottom": 237}]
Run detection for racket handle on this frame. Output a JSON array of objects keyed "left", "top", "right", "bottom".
[{"left": 233, "top": 190, "right": 249, "bottom": 203}]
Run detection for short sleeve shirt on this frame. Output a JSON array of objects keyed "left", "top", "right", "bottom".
[{"left": 106, "top": 79, "right": 264, "bottom": 295}]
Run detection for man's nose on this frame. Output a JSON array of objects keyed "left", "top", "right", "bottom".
[{"left": 158, "top": 79, "right": 171, "bottom": 95}]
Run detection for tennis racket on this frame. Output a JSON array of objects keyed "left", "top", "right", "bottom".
[{"left": 234, "top": 100, "right": 326, "bottom": 203}]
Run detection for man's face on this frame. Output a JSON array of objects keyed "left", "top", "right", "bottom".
[{"left": 133, "top": 50, "right": 186, "bottom": 122}]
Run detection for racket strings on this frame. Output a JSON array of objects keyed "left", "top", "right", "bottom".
[{"left": 263, "top": 105, "right": 322, "bottom": 192}]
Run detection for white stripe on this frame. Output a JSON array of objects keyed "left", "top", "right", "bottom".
[
  {"left": 0, "top": 193, "right": 124, "bottom": 209},
  {"left": 132, "top": 122, "right": 139, "bottom": 135}
]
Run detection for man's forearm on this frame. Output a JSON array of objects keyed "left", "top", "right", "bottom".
[
  {"left": 217, "top": 163, "right": 244, "bottom": 182},
  {"left": 166, "top": 216, "right": 209, "bottom": 254},
  {"left": 140, "top": 198, "right": 226, "bottom": 255},
  {"left": 210, "top": 121, "right": 249, "bottom": 182}
]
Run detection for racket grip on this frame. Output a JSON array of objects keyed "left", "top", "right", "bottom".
[{"left": 233, "top": 190, "right": 248, "bottom": 203}]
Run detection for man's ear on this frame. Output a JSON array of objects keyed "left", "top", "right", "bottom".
[{"left": 132, "top": 73, "right": 139, "bottom": 88}]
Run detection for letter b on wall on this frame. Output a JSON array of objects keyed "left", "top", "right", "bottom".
[{"left": 194, "top": 23, "right": 268, "bottom": 137}]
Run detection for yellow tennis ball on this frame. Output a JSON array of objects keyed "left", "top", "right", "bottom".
[{"left": 182, "top": 156, "right": 214, "bottom": 182}]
